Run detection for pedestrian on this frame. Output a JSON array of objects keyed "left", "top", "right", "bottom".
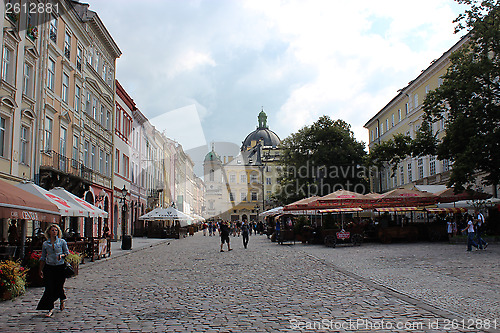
[
  {"left": 220, "top": 221, "right": 232, "bottom": 252},
  {"left": 475, "top": 209, "right": 488, "bottom": 250},
  {"left": 461, "top": 214, "right": 479, "bottom": 252},
  {"left": 36, "top": 224, "right": 70, "bottom": 317},
  {"left": 202, "top": 223, "right": 208, "bottom": 236},
  {"left": 446, "top": 217, "right": 453, "bottom": 243},
  {"left": 241, "top": 220, "right": 250, "bottom": 249}
]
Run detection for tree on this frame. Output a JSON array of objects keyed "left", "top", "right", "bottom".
[
  {"left": 421, "top": 0, "right": 500, "bottom": 195},
  {"left": 274, "top": 116, "right": 367, "bottom": 205}
]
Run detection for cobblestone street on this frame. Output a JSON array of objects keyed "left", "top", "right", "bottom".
[{"left": 0, "top": 233, "right": 498, "bottom": 332}]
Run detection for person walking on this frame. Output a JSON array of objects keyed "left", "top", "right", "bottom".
[
  {"left": 462, "top": 214, "right": 479, "bottom": 252},
  {"left": 241, "top": 220, "right": 250, "bottom": 249},
  {"left": 475, "top": 209, "right": 488, "bottom": 250},
  {"left": 220, "top": 221, "right": 232, "bottom": 252},
  {"left": 36, "top": 224, "right": 70, "bottom": 317}
]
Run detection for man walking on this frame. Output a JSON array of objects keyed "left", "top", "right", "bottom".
[
  {"left": 241, "top": 220, "right": 250, "bottom": 249},
  {"left": 475, "top": 209, "right": 488, "bottom": 250},
  {"left": 220, "top": 221, "right": 232, "bottom": 252},
  {"left": 462, "top": 214, "right": 479, "bottom": 251}
]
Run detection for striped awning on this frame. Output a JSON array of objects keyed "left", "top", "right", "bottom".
[
  {"left": 426, "top": 207, "right": 467, "bottom": 213},
  {"left": 375, "top": 207, "right": 420, "bottom": 212},
  {"left": 320, "top": 207, "right": 363, "bottom": 213}
]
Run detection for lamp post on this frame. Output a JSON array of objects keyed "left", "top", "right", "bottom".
[{"left": 120, "top": 185, "right": 132, "bottom": 250}]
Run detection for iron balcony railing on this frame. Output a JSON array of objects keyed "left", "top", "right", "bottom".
[{"left": 40, "top": 150, "right": 95, "bottom": 183}]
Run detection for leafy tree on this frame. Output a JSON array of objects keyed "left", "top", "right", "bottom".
[
  {"left": 421, "top": 0, "right": 500, "bottom": 195},
  {"left": 274, "top": 116, "right": 367, "bottom": 205},
  {"left": 367, "top": 1, "right": 499, "bottom": 196}
]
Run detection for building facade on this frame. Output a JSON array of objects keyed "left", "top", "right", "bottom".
[
  {"left": 204, "top": 109, "right": 281, "bottom": 221},
  {"left": 364, "top": 35, "right": 496, "bottom": 196}
]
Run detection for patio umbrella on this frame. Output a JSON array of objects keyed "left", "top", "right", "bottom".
[
  {"left": 139, "top": 206, "right": 191, "bottom": 226},
  {"left": 283, "top": 196, "right": 320, "bottom": 212},
  {"left": 434, "top": 187, "right": 491, "bottom": 203},
  {"left": 314, "top": 190, "right": 373, "bottom": 209},
  {"left": 376, "top": 188, "right": 437, "bottom": 208}
]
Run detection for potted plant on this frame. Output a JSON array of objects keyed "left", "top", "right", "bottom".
[
  {"left": 24, "top": 251, "right": 43, "bottom": 287},
  {"left": 0, "top": 260, "right": 28, "bottom": 301},
  {"left": 65, "top": 251, "right": 82, "bottom": 276}
]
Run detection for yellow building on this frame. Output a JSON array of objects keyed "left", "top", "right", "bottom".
[
  {"left": 204, "top": 109, "right": 281, "bottom": 221},
  {"left": 364, "top": 36, "right": 468, "bottom": 193}
]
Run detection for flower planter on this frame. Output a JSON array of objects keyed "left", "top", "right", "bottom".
[{"left": 71, "top": 263, "right": 79, "bottom": 277}]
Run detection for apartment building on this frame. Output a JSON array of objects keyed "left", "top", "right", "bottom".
[{"left": 364, "top": 36, "right": 468, "bottom": 193}]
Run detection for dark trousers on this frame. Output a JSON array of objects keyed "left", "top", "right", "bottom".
[
  {"left": 36, "top": 264, "right": 66, "bottom": 310},
  {"left": 242, "top": 232, "right": 249, "bottom": 248}
]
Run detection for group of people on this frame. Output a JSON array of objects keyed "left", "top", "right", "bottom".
[
  {"left": 218, "top": 220, "right": 252, "bottom": 251},
  {"left": 461, "top": 209, "right": 489, "bottom": 251},
  {"left": 202, "top": 220, "right": 260, "bottom": 238}
]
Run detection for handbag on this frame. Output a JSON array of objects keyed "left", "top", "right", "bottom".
[{"left": 64, "top": 262, "right": 75, "bottom": 279}]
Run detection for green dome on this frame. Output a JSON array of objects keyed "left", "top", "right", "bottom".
[{"left": 204, "top": 150, "right": 221, "bottom": 162}]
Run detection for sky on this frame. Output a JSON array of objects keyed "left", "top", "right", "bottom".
[{"left": 86, "top": 0, "right": 467, "bottom": 174}]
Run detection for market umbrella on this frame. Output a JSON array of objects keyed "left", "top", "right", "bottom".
[
  {"left": 376, "top": 188, "right": 437, "bottom": 208},
  {"left": 314, "top": 190, "right": 373, "bottom": 209},
  {"left": 139, "top": 207, "right": 191, "bottom": 226},
  {"left": 283, "top": 196, "right": 320, "bottom": 212},
  {"left": 16, "top": 182, "right": 87, "bottom": 217},
  {"left": 434, "top": 187, "right": 491, "bottom": 203},
  {"left": 49, "top": 187, "right": 108, "bottom": 218}
]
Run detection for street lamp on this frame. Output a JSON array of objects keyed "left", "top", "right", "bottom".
[
  {"left": 120, "top": 185, "right": 128, "bottom": 204},
  {"left": 120, "top": 185, "right": 131, "bottom": 250}
]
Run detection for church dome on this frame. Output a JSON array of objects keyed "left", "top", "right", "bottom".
[
  {"left": 241, "top": 109, "right": 280, "bottom": 151},
  {"left": 204, "top": 150, "right": 221, "bottom": 163}
]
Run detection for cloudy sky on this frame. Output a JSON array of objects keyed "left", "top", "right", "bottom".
[{"left": 88, "top": 0, "right": 466, "bottom": 169}]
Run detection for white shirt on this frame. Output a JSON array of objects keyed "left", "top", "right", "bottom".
[
  {"left": 477, "top": 213, "right": 485, "bottom": 227},
  {"left": 467, "top": 220, "right": 475, "bottom": 233}
]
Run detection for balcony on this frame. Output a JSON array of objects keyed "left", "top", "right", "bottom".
[{"left": 40, "top": 150, "right": 91, "bottom": 180}]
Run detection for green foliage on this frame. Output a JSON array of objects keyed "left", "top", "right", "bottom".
[
  {"left": 274, "top": 116, "right": 368, "bottom": 205},
  {"left": 421, "top": 1, "right": 500, "bottom": 192},
  {"left": 293, "top": 215, "right": 310, "bottom": 234}
]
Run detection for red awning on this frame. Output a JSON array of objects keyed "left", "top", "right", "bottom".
[
  {"left": 319, "top": 207, "right": 363, "bottom": 213},
  {"left": 0, "top": 179, "right": 60, "bottom": 222},
  {"left": 426, "top": 207, "right": 467, "bottom": 213},
  {"left": 375, "top": 207, "right": 420, "bottom": 212}
]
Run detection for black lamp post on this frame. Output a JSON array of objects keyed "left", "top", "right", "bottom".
[{"left": 120, "top": 185, "right": 132, "bottom": 250}]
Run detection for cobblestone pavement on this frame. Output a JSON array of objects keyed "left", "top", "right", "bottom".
[{"left": 0, "top": 233, "right": 499, "bottom": 332}]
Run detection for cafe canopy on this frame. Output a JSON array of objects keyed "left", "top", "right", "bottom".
[{"left": 49, "top": 187, "right": 108, "bottom": 218}]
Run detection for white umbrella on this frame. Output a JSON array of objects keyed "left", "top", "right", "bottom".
[
  {"left": 139, "top": 206, "right": 191, "bottom": 221},
  {"left": 16, "top": 182, "right": 87, "bottom": 217},
  {"left": 49, "top": 187, "right": 108, "bottom": 218}
]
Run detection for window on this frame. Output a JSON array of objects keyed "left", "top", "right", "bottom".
[
  {"left": 76, "top": 47, "right": 82, "bottom": 71},
  {"left": 425, "top": 85, "right": 430, "bottom": 94},
  {"left": 375, "top": 126, "right": 379, "bottom": 138},
  {"left": 91, "top": 145, "right": 96, "bottom": 169},
  {"left": 417, "top": 158, "right": 424, "bottom": 179},
  {"left": 123, "top": 154, "right": 129, "bottom": 178},
  {"left": 443, "top": 159, "right": 450, "bottom": 172},
  {"left": 20, "top": 126, "right": 30, "bottom": 165},
  {"left": 47, "top": 58, "right": 55, "bottom": 91},
  {"left": 2, "top": 47, "right": 12, "bottom": 83},
  {"left": 115, "top": 149, "right": 119, "bottom": 173},
  {"left": 86, "top": 92, "right": 91, "bottom": 115},
  {"left": 94, "top": 50, "right": 100, "bottom": 72},
  {"left": 398, "top": 109, "right": 401, "bottom": 122},
  {"left": 72, "top": 135, "right": 78, "bottom": 161},
  {"left": 400, "top": 165, "right": 404, "bottom": 185},
  {"left": 405, "top": 103, "right": 409, "bottom": 115},
  {"left": 62, "top": 73, "right": 69, "bottom": 103},
  {"left": 391, "top": 114, "right": 394, "bottom": 127},
  {"left": 74, "top": 85, "right": 81, "bottom": 113},
  {"left": 251, "top": 192, "right": 258, "bottom": 201},
  {"left": 23, "top": 63, "right": 33, "bottom": 97},
  {"left": 59, "top": 127, "right": 67, "bottom": 155},
  {"left": 250, "top": 173, "right": 258, "bottom": 183},
  {"left": 414, "top": 94, "right": 419, "bottom": 108},
  {"left": 100, "top": 105, "right": 105, "bottom": 126},
  {"left": 105, "top": 153, "right": 110, "bottom": 176},
  {"left": 240, "top": 192, "right": 247, "bottom": 202},
  {"left": 106, "top": 110, "right": 110, "bottom": 130},
  {"left": 99, "top": 149, "right": 104, "bottom": 174},
  {"left": 408, "top": 163, "right": 413, "bottom": 182},
  {"left": 49, "top": 16, "right": 57, "bottom": 43},
  {"left": 229, "top": 192, "right": 235, "bottom": 202},
  {"left": 64, "top": 32, "right": 71, "bottom": 59},
  {"left": 115, "top": 107, "right": 121, "bottom": 132},
  {"left": 385, "top": 119, "right": 389, "bottom": 132},
  {"left": 229, "top": 174, "right": 236, "bottom": 183},
  {"left": 430, "top": 156, "right": 436, "bottom": 176},
  {"left": 266, "top": 177, "right": 272, "bottom": 185},
  {"left": 240, "top": 174, "right": 247, "bottom": 184},
  {"left": 44, "top": 117, "right": 52, "bottom": 151},
  {"left": 102, "top": 63, "right": 107, "bottom": 81},
  {"left": 84, "top": 141, "right": 89, "bottom": 166},
  {"left": 0, "top": 116, "right": 6, "bottom": 157},
  {"left": 92, "top": 97, "right": 98, "bottom": 119}
]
